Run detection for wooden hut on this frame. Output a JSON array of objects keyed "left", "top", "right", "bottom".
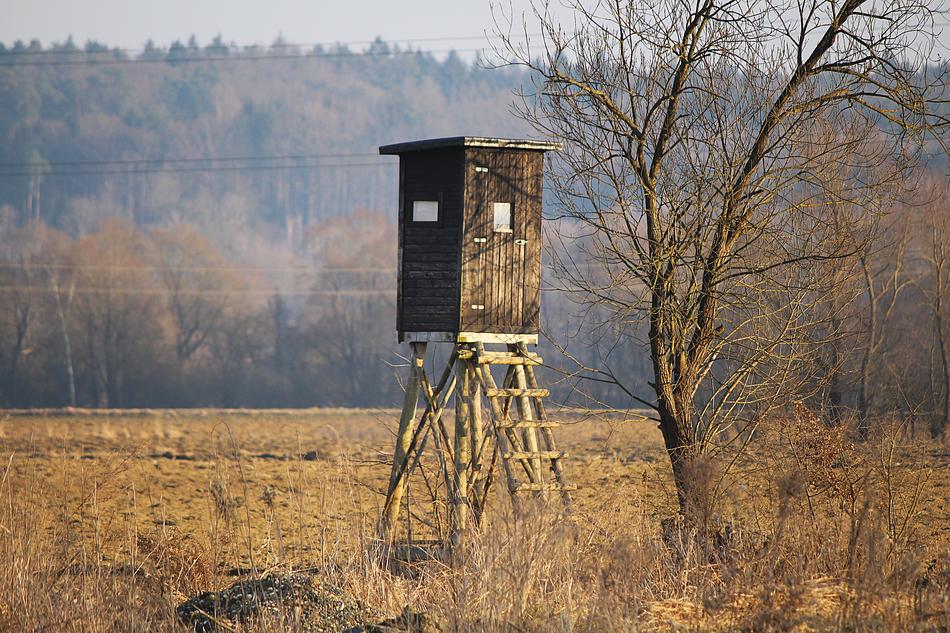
[
  {"left": 379, "top": 136, "right": 561, "bottom": 344},
  {"left": 377, "top": 136, "right": 571, "bottom": 548}
]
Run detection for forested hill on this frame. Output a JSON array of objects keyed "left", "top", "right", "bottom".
[
  {"left": 0, "top": 38, "right": 531, "bottom": 253},
  {"left": 1, "top": 39, "right": 648, "bottom": 410}
]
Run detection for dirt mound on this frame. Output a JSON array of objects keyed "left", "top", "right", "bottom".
[
  {"left": 343, "top": 606, "right": 440, "bottom": 632},
  {"left": 177, "top": 574, "right": 377, "bottom": 632}
]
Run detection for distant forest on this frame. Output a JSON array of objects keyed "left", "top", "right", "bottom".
[
  {"left": 0, "top": 38, "right": 650, "bottom": 408},
  {"left": 4, "top": 38, "right": 945, "bottom": 424}
]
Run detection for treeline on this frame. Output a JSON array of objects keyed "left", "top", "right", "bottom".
[
  {"left": 0, "top": 213, "right": 652, "bottom": 408},
  {"left": 0, "top": 214, "right": 402, "bottom": 407},
  {"left": 806, "top": 174, "right": 950, "bottom": 437},
  {"left": 0, "top": 37, "right": 529, "bottom": 252},
  {"left": 0, "top": 36, "right": 655, "bottom": 409},
  {"left": 4, "top": 36, "right": 950, "bottom": 420}
]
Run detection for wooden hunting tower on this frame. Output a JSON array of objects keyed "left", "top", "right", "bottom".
[
  {"left": 377, "top": 136, "right": 571, "bottom": 556},
  {"left": 379, "top": 136, "right": 561, "bottom": 344}
]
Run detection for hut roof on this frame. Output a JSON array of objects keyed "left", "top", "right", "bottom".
[{"left": 379, "top": 136, "right": 561, "bottom": 155}]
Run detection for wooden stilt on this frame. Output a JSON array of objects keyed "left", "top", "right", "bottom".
[
  {"left": 519, "top": 342, "right": 572, "bottom": 506},
  {"left": 512, "top": 352, "right": 543, "bottom": 485},
  {"left": 452, "top": 361, "right": 472, "bottom": 541},
  {"left": 379, "top": 341, "right": 573, "bottom": 554},
  {"left": 379, "top": 342, "right": 425, "bottom": 540},
  {"left": 468, "top": 364, "right": 489, "bottom": 524}
]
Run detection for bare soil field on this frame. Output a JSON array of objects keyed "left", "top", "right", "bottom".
[{"left": 1, "top": 408, "right": 949, "bottom": 631}]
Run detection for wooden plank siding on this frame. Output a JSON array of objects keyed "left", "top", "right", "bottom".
[
  {"left": 460, "top": 148, "right": 544, "bottom": 335},
  {"left": 398, "top": 147, "right": 465, "bottom": 337},
  {"left": 382, "top": 137, "right": 553, "bottom": 341},
  {"left": 522, "top": 151, "right": 543, "bottom": 333}
]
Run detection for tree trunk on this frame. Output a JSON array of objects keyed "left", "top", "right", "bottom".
[
  {"left": 937, "top": 309, "right": 949, "bottom": 439},
  {"left": 49, "top": 272, "right": 76, "bottom": 407},
  {"left": 829, "top": 368, "right": 844, "bottom": 429},
  {"left": 857, "top": 352, "right": 871, "bottom": 438},
  {"left": 654, "top": 380, "right": 699, "bottom": 513}
]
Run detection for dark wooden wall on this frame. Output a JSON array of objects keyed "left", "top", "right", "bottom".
[
  {"left": 459, "top": 148, "right": 543, "bottom": 335},
  {"left": 398, "top": 147, "right": 464, "bottom": 337}
]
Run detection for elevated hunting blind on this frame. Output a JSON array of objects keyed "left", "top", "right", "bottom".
[
  {"left": 379, "top": 136, "right": 560, "bottom": 343},
  {"left": 377, "top": 136, "right": 572, "bottom": 556}
]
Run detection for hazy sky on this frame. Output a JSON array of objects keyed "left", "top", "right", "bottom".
[
  {"left": 0, "top": 0, "right": 567, "bottom": 52},
  {"left": 1, "top": 1, "right": 946, "bottom": 59}
]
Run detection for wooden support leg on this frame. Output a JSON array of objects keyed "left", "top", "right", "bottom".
[
  {"left": 452, "top": 358, "right": 472, "bottom": 542},
  {"left": 421, "top": 355, "right": 458, "bottom": 504},
  {"left": 468, "top": 362, "right": 490, "bottom": 524},
  {"left": 379, "top": 342, "right": 426, "bottom": 541},
  {"left": 519, "top": 343, "right": 572, "bottom": 506},
  {"left": 512, "top": 358, "right": 543, "bottom": 484}
]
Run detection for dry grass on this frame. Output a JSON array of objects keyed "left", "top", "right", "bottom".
[{"left": 0, "top": 407, "right": 948, "bottom": 631}]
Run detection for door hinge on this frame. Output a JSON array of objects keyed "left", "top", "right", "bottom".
[
  {"left": 473, "top": 237, "right": 487, "bottom": 243},
  {"left": 471, "top": 304, "right": 485, "bottom": 310},
  {"left": 515, "top": 239, "right": 527, "bottom": 245}
]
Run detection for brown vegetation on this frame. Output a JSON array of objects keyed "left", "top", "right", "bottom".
[{"left": 0, "top": 408, "right": 948, "bottom": 631}]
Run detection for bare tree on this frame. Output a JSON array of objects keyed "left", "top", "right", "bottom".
[
  {"left": 855, "top": 212, "right": 914, "bottom": 436},
  {"left": 33, "top": 225, "right": 79, "bottom": 407},
  {"left": 918, "top": 179, "right": 950, "bottom": 438},
  {"left": 149, "top": 226, "right": 239, "bottom": 363},
  {"left": 304, "top": 210, "right": 397, "bottom": 405},
  {"left": 71, "top": 220, "right": 166, "bottom": 407},
  {"left": 0, "top": 259, "right": 33, "bottom": 406},
  {"left": 496, "top": 0, "right": 947, "bottom": 507}
]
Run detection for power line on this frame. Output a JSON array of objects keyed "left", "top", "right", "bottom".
[
  {"left": 2, "top": 263, "right": 393, "bottom": 273},
  {"left": 0, "top": 24, "right": 943, "bottom": 69},
  {"left": 0, "top": 150, "right": 381, "bottom": 169},
  {"left": 0, "top": 285, "right": 397, "bottom": 297},
  {"left": 0, "top": 160, "right": 394, "bottom": 178}
]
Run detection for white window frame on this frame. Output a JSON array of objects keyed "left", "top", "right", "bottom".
[
  {"left": 492, "top": 202, "right": 513, "bottom": 233},
  {"left": 412, "top": 200, "right": 439, "bottom": 222}
]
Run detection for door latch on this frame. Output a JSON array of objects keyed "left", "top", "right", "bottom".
[{"left": 515, "top": 239, "right": 527, "bottom": 246}]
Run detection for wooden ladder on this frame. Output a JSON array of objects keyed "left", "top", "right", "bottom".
[{"left": 472, "top": 342, "right": 575, "bottom": 503}]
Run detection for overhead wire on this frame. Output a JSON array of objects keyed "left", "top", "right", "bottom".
[
  {"left": 0, "top": 161, "right": 394, "bottom": 177},
  {"left": 0, "top": 285, "right": 396, "bottom": 297},
  {"left": 0, "top": 264, "right": 398, "bottom": 297},
  {"left": 0, "top": 151, "right": 381, "bottom": 168},
  {"left": 0, "top": 263, "right": 394, "bottom": 273}
]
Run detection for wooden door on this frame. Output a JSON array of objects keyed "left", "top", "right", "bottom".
[{"left": 461, "top": 150, "right": 529, "bottom": 334}]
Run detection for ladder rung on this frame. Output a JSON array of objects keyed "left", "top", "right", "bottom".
[
  {"left": 511, "top": 482, "right": 578, "bottom": 493},
  {"left": 503, "top": 451, "right": 567, "bottom": 460},
  {"left": 476, "top": 352, "right": 543, "bottom": 365},
  {"left": 495, "top": 421, "right": 560, "bottom": 430},
  {"left": 485, "top": 388, "right": 549, "bottom": 398}
]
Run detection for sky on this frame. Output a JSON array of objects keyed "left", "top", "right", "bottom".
[
  {"left": 0, "top": 0, "right": 570, "bottom": 54},
  {"left": 1, "top": 0, "right": 947, "bottom": 60}
]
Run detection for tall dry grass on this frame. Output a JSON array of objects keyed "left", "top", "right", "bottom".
[{"left": 0, "top": 410, "right": 948, "bottom": 632}]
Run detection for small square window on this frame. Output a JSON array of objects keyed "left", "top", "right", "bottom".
[
  {"left": 493, "top": 202, "right": 512, "bottom": 232},
  {"left": 412, "top": 200, "right": 439, "bottom": 222}
]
